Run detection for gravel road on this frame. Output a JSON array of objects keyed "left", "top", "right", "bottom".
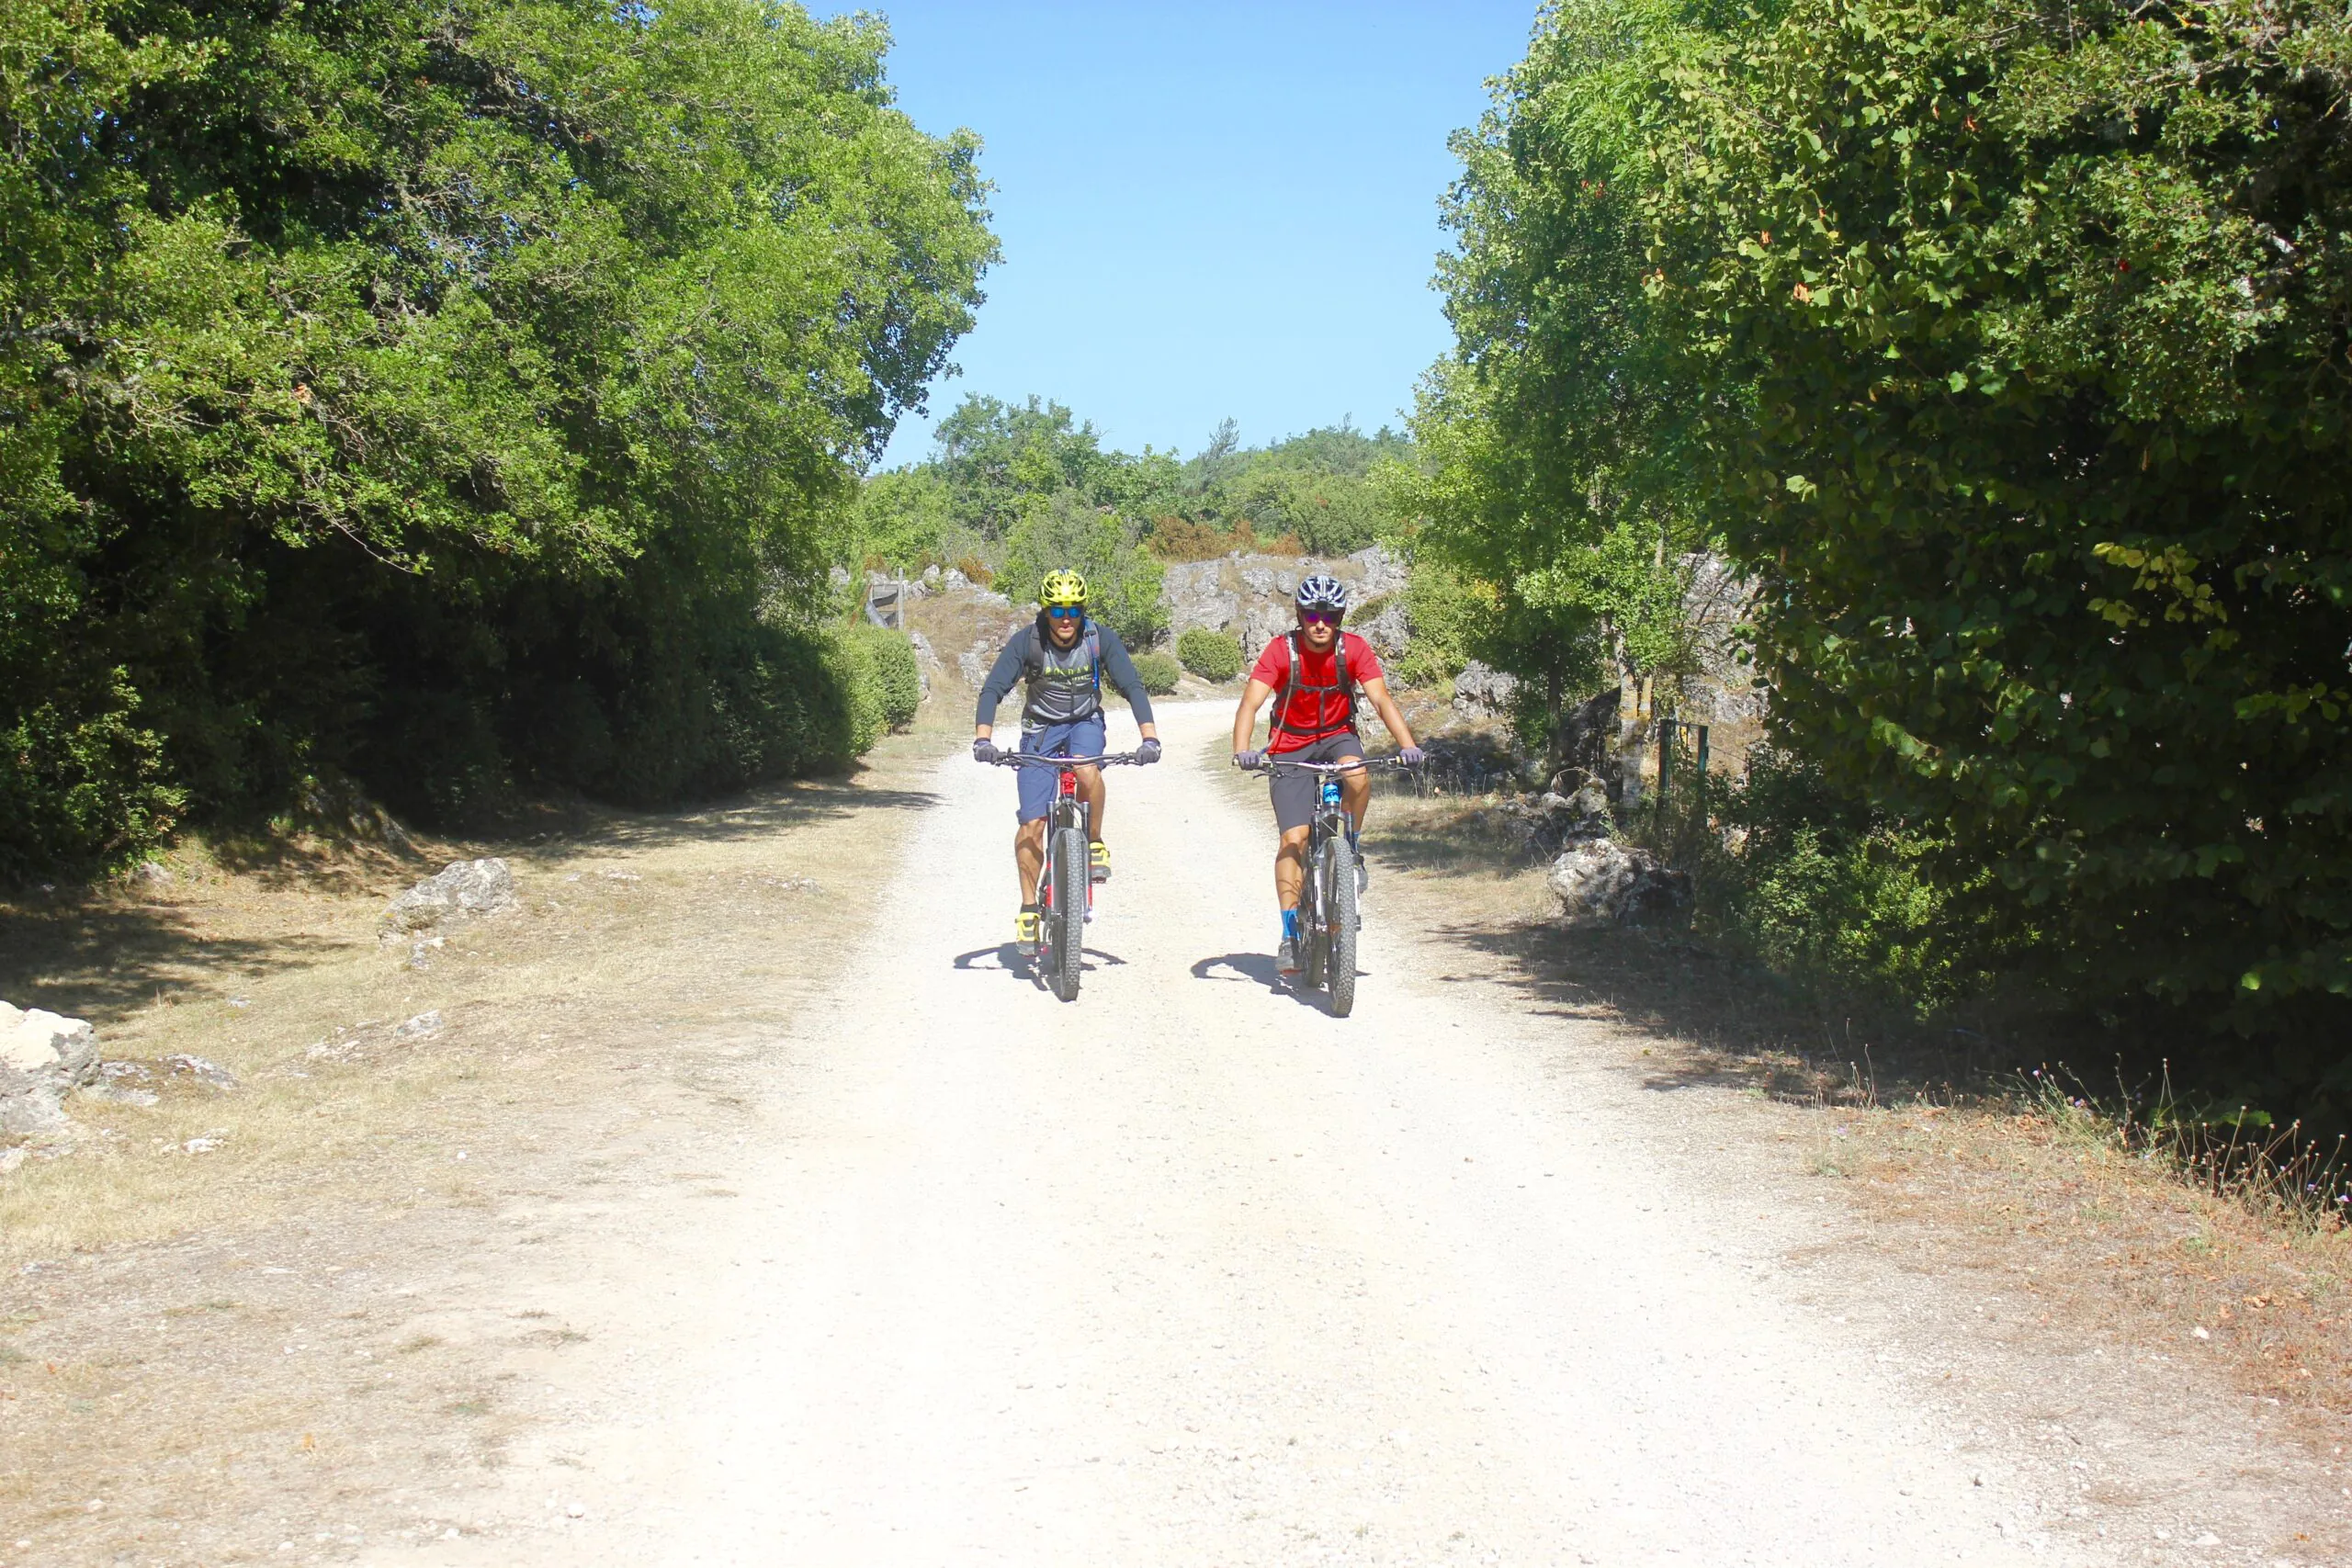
[{"left": 364, "top": 702, "right": 2076, "bottom": 1566}]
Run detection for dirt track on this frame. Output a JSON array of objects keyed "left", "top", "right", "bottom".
[
  {"left": 312, "top": 699, "right": 2301, "bottom": 1568},
  {"left": 6, "top": 700, "right": 2339, "bottom": 1566}
]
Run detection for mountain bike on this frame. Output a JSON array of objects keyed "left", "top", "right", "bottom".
[
  {"left": 1250, "top": 756, "right": 1410, "bottom": 1017},
  {"left": 992, "top": 750, "right": 1143, "bottom": 1001}
]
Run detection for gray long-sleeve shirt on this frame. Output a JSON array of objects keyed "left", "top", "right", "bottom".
[{"left": 975, "top": 617, "right": 1157, "bottom": 732}]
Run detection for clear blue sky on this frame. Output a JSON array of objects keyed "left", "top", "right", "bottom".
[{"left": 825, "top": 2, "right": 1544, "bottom": 468}]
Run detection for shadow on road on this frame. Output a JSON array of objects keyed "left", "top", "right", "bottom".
[
  {"left": 1193, "top": 952, "right": 1282, "bottom": 988},
  {"left": 1424, "top": 919, "right": 1985, "bottom": 1106},
  {"left": 1191, "top": 951, "right": 1367, "bottom": 1017},
  {"left": 954, "top": 943, "right": 1127, "bottom": 982}
]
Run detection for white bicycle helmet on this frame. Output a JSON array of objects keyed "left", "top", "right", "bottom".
[{"left": 1295, "top": 574, "right": 1349, "bottom": 614}]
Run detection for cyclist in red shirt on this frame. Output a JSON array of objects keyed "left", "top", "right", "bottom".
[{"left": 1229, "top": 574, "right": 1426, "bottom": 976}]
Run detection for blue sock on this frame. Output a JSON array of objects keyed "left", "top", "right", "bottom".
[
  {"left": 1282, "top": 908, "right": 1300, "bottom": 942},
  {"left": 1347, "top": 825, "right": 1361, "bottom": 852}
]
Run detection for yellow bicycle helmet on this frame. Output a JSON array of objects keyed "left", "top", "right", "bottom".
[{"left": 1038, "top": 570, "right": 1090, "bottom": 609}]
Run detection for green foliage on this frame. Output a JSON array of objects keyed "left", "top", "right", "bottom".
[
  {"left": 841, "top": 626, "right": 924, "bottom": 739},
  {"left": 1442, "top": 0, "right": 2352, "bottom": 1098},
  {"left": 1175, "top": 628, "right": 1244, "bottom": 682},
  {"left": 827, "top": 626, "right": 922, "bottom": 757},
  {"left": 1130, "top": 650, "right": 1182, "bottom": 695},
  {"left": 1640, "top": 0, "right": 2352, "bottom": 1047},
  {"left": 930, "top": 396, "right": 1185, "bottom": 538},
  {"left": 1001, "top": 491, "right": 1168, "bottom": 649},
  {"left": 1229, "top": 468, "right": 1385, "bottom": 556},
  {"left": 1392, "top": 558, "right": 1487, "bottom": 689},
  {"left": 1692, "top": 751, "right": 2015, "bottom": 1016},
  {"left": 855, "top": 469, "right": 961, "bottom": 571},
  {"left": 0, "top": 674, "right": 186, "bottom": 879},
  {"left": 860, "top": 405, "right": 1415, "bottom": 577},
  {"left": 0, "top": 0, "right": 993, "bottom": 866}
]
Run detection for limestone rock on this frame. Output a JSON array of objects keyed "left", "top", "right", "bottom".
[
  {"left": 163, "top": 1054, "right": 239, "bottom": 1090},
  {"left": 1, "top": 1001, "right": 99, "bottom": 1136},
  {"left": 383, "top": 858, "right": 518, "bottom": 936},
  {"left": 1159, "top": 546, "right": 1410, "bottom": 660},
  {"left": 1546, "top": 841, "right": 1693, "bottom": 930},
  {"left": 1452, "top": 660, "right": 1519, "bottom": 717},
  {"left": 906, "top": 631, "right": 940, "bottom": 702}
]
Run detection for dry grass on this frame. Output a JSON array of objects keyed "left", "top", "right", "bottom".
[
  {"left": 1820, "top": 1096, "right": 2352, "bottom": 1424},
  {"left": 0, "top": 722, "right": 961, "bottom": 1564},
  {"left": 0, "top": 761, "right": 937, "bottom": 1263}
]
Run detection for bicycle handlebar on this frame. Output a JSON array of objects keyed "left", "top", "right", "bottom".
[
  {"left": 1244, "top": 754, "right": 1418, "bottom": 775},
  {"left": 989, "top": 750, "right": 1146, "bottom": 769}
]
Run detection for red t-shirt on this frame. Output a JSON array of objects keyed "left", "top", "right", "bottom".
[{"left": 1250, "top": 631, "right": 1384, "bottom": 753}]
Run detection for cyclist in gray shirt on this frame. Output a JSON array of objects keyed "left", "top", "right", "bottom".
[{"left": 971, "top": 570, "right": 1161, "bottom": 953}]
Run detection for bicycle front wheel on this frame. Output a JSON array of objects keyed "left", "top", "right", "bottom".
[
  {"left": 1325, "top": 835, "right": 1359, "bottom": 1017},
  {"left": 1049, "top": 825, "right": 1088, "bottom": 1000}
]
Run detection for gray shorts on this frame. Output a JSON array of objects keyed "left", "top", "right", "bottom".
[{"left": 1268, "top": 733, "right": 1366, "bottom": 831}]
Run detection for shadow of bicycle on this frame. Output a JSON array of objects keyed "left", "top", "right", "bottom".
[
  {"left": 1191, "top": 952, "right": 1283, "bottom": 989},
  {"left": 1193, "top": 950, "right": 1366, "bottom": 1015},
  {"left": 955, "top": 942, "right": 1127, "bottom": 987}
]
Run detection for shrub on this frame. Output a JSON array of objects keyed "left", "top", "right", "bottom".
[
  {"left": 1683, "top": 750, "right": 2022, "bottom": 1019},
  {"left": 1131, "top": 650, "right": 1182, "bottom": 695},
  {"left": 841, "top": 625, "right": 923, "bottom": 738},
  {"left": 1176, "top": 627, "right": 1244, "bottom": 682},
  {"left": 0, "top": 674, "right": 185, "bottom": 881},
  {"left": 1145, "top": 515, "right": 1237, "bottom": 562}
]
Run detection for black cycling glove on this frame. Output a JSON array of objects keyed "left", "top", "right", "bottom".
[
  {"left": 1137, "top": 738, "right": 1162, "bottom": 764},
  {"left": 972, "top": 738, "right": 1001, "bottom": 764}
]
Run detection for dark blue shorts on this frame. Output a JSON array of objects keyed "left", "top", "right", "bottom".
[{"left": 1014, "top": 716, "right": 1107, "bottom": 823}]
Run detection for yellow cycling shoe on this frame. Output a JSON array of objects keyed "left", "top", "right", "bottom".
[
  {"left": 1090, "top": 840, "right": 1112, "bottom": 885},
  {"left": 1014, "top": 906, "right": 1040, "bottom": 956}
]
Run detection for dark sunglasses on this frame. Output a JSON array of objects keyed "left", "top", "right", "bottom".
[
  {"left": 1301, "top": 609, "right": 1343, "bottom": 626},
  {"left": 1046, "top": 605, "right": 1084, "bottom": 619}
]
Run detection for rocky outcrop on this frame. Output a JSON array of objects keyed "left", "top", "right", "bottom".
[
  {"left": 906, "top": 630, "right": 939, "bottom": 701},
  {"left": 1452, "top": 660, "right": 1519, "bottom": 717},
  {"left": 1, "top": 1002, "right": 99, "bottom": 1137},
  {"left": 383, "top": 858, "right": 518, "bottom": 936},
  {"left": 1160, "top": 546, "right": 1409, "bottom": 660},
  {"left": 1498, "top": 780, "right": 1614, "bottom": 860},
  {"left": 1545, "top": 840, "right": 1693, "bottom": 930}
]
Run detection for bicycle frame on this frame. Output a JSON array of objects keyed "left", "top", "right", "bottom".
[
  {"left": 1249, "top": 755, "right": 1410, "bottom": 1000},
  {"left": 992, "top": 750, "right": 1141, "bottom": 998}
]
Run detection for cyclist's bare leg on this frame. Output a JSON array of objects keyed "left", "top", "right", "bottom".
[
  {"left": 1076, "top": 763, "right": 1105, "bottom": 843},
  {"left": 1274, "top": 824, "right": 1311, "bottom": 908},
  {"left": 1340, "top": 762, "right": 1372, "bottom": 836},
  {"left": 1015, "top": 818, "right": 1046, "bottom": 900}
]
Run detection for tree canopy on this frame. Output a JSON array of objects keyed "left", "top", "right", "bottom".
[
  {"left": 1, "top": 0, "right": 993, "bottom": 868},
  {"left": 1421, "top": 0, "right": 2352, "bottom": 1101}
]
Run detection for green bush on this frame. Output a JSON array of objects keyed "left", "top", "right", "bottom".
[
  {"left": 1131, "top": 650, "right": 1182, "bottom": 695},
  {"left": 1175, "top": 627, "right": 1243, "bottom": 682},
  {"left": 0, "top": 674, "right": 185, "bottom": 880},
  {"left": 1683, "top": 750, "right": 2020, "bottom": 1019},
  {"left": 837, "top": 625, "right": 923, "bottom": 747}
]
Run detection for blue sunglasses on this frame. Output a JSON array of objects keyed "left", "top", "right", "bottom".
[{"left": 1046, "top": 605, "right": 1084, "bottom": 619}]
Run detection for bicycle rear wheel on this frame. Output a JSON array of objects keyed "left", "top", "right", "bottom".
[
  {"left": 1049, "top": 825, "right": 1088, "bottom": 1000},
  {"left": 1325, "top": 835, "right": 1359, "bottom": 1017}
]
